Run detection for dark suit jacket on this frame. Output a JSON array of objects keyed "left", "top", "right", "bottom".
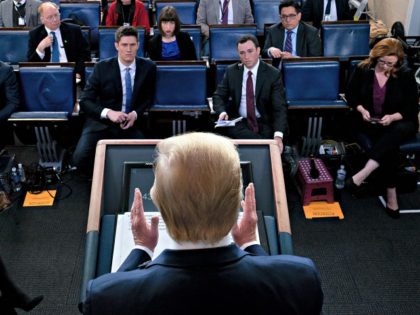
[
  {"left": 0, "top": 62, "right": 19, "bottom": 123},
  {"left": 80, "top": 57, "right": 156, "bottom": 132},
  {"left": 346, "top": 65, "right": 419, "bottom": 131},
  {"left": 213, "top": 60, "right": 288, "bottom": 135},
  {"left": 302, "top": 0, "right": 352, "bottom": 29},
  {"left": 27, "top": 22, "right": 90, "bottom": 75},
  {"left": 262, "top": 22, "right": 322, "bottom": 68},
  {"left": 84, "top": 244, "right": 323, "bottom": 315},
  {"left": 148, "top": 31, "right": 197, "bottom": 61}
]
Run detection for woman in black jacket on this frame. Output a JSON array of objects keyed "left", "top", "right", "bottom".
[
  {"left": 346, "top": 38, "right": 419, "bottom": 218},
  {"left": 148, "top": 6, "right": 197, "bottom": 61}
]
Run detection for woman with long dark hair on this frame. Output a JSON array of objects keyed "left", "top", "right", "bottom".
[
  {"left": 148, "top": 6, "right": 196, "bottom": 61},
  {"left": 346, "top": 38, "right": 419, "bottom": 218}
]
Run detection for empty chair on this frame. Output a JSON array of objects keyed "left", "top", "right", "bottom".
[
  {"left": 150, "top": 61, "right": 208, "bottom": 135},
  {"left": 155, "top": 0, "right": 197, "bottom": 25},
  {"left": 0, "top": 28, "right": 29, "bottom": 64},
  {"left": 98, "top": 26, "right": 146, "bottom": 59},
  {"left": 209, "top": 24, "right": 257, "bottom": 63},
  {"left": 252, "top": 1, "right": 279, "bottom": 36},
  {"left": 283, "top": 57, "right": 348, "bottom": 155},
  {"left": 9, "top": 63, "right": 76, "bottom": 170},
  {"left": 60, "top": 2, "right": 101, "bottom": 50},
  {"left": 321, "top": 21, "right": 370, "bottom": 59}
]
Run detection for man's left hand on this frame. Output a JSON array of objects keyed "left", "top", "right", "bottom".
[
  {"left": 275, "top": 136, "right": 283, "bottom": 154},
  {"left": 131, "top": 188, "right": 159, "bottom": 251},
  {"left": 120, "top": 111, "right": 137, "bottom": 129},
  {"left": 232, "top": 183, "right": 258, "bottom": 247}
]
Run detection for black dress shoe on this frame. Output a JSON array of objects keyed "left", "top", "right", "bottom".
[
  {"left": 345, "top": 177, "right": 368, "bottom": 196},
  {"left": 15, "top": 295, "right": 44, "bottom": 311},
  {"left": 385, "top": 207, "right": 400, "bottom": 219}
]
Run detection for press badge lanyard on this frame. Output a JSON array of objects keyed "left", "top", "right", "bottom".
[{"left": 14, "top": 2, "right": 26, "bottom": 26}]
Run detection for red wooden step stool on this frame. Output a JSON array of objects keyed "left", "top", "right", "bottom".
[{"left": 297, "top": 159, "right": 334, "bottom": 205}]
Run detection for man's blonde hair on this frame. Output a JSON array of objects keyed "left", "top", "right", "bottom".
[
  {"left": 151, "top": 132, "right": 242, "bottom": 243},
  {"left": 38, "top": 2, "right": 59, "bottom": 15}
]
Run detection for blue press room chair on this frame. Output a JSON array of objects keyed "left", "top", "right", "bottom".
[
  {"left": 321, "top": 20, "right": 370, "bottom": 60},
  {"left": 209, "top": 24, "right": 257, "bottom": 63},
  {"left": 0, "top": 28, "right": 29, "bottom": 64},
  {"left": 150, "top": 61, "right": 208, "bottom": 135},
  {"left": 282, "top": 57, "right": 348, "bottom": 155}
]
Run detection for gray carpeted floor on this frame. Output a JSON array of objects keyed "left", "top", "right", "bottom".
[
  {"left": 1, "top": 145, "right": 420, "bottom": 314},
  {"left": 288, "top": 178, "right": 420, "bottom": 315}
]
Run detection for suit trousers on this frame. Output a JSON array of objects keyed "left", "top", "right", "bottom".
[
  {"left": 217, "top": 119, "right": 273, "bottom": 139},
  {"left": 72, "top": 125, "right": 144, "bottom": 174},
  {"left": 358, "top": 120, "right": 417, "bottom": 187}
]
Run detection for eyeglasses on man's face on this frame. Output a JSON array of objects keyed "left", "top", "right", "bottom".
[
  {"left": 43, "top": 13, "right": 60, "bottom": 22},
  {"left": 377, "top": 59, "right": 397, "bottom": 68},
  {"left": 280, "top": 14, "right": 297, "bottom": 21}
]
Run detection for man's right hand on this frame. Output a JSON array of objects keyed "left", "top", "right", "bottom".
[
  {"left": 37, "top": 35, "right": 54, "bottom": 54},
  {"left": 107, "top": 109, "right": 128, "bottom": 124},
  {"left": 218, "top": 112, "right": 229, "bottom": 121},
  {"left": 131, "top": 188, "right": 159, "bottom": 251}
]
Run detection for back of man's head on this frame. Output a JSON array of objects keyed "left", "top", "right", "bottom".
[{"left": 151, "top": 132, "right": 242, "bottom": 243}]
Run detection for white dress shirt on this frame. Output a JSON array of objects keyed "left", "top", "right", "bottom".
[
  {"left": 100, "top": 59, "right": 136, "bottom": 119},
  {"left": 36, "top": 26, "right": 68, "bottom": 62},
  {"left": 323, "top": 0, "right": 338, "bottom": 21}
]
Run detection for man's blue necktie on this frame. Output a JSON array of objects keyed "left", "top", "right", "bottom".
[
  {"left": 125, "top": 68, "right": 132, "bottom": 113},
  {"left": 325, "top": 0, "right": 332, "bottom": 16},
  {"left": 51, "top": 31, "right": 59, "bottom": 62},
  {"left": 284, "top": 30, "right": 293, "bottom": 54}
]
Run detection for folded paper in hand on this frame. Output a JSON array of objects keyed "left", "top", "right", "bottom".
[{"left": 214, "top": 117, "right": 243, "bottom": 128}]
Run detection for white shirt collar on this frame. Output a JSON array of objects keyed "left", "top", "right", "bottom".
[
  {"left": 45, "top": 26, "right": 60, "bottom": 33},
  {"left": 118, "top": 58, "right": 136, "bottom": 72},
  {"left": 244, "top": 59, "right": 260, "bottom": 77},
  {"left": 285, "top": 24, "right": 299, "bottom": 35},
  {"left": 168, "top": 235, "right": 232, "bottom": 250},
  {"left": 14, "top": 0, "right": 25, "bottom": 6}
]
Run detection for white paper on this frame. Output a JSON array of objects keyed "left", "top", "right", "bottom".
[
  {"left": 111, "top": 211, "right": 258, "bottom": 272},
  {"left": 214, "top": 117, "right": 243, "bottom": 128}
]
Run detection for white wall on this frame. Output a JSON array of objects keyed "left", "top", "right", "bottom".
[{"left": 368, "top": 0, "right": 420, "bottom": 35}]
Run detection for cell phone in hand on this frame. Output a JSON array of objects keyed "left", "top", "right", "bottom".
[{"left": 370, "top": 117, "right": 381, "bottom": 124}]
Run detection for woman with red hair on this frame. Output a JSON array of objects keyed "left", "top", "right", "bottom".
[{"left": 346, "top": 38, "right": 419, "bottom": 218}]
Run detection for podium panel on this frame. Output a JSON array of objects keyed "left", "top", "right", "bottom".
[{"left": 80, "top": 139, "right": 292, "bottom": 305}]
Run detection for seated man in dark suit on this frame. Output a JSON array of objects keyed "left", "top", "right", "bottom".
[
  {"left": 27, "top": 1, "right": 90, "bottom": 82},
  {"left": 83, "top": 132, "right": 324, "bottom": 315},
  {"left": 262, "top": 1, "right": 322, "bottom": 68},
  {"left": 0, "top": 61, "right": 19, "bottom": 151},
  {"left": 302, "top": 0, "right": 353, "bottom": 29},
  {"left": 72, "top": 26, "right": 156, "bottom": 174},
  {"left": 213, "top": 34, "right": 288, "bottom": 153}
]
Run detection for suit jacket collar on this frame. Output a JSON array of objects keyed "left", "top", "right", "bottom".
[
  {"left": 255, "top": 60, "right": 268, "bottom": 101},
  {"left": 146, "top": 244, "right": 250, "bottom": 268},
  {"left": 132, "top": 57, "right": 148, "bottom": 102}
]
